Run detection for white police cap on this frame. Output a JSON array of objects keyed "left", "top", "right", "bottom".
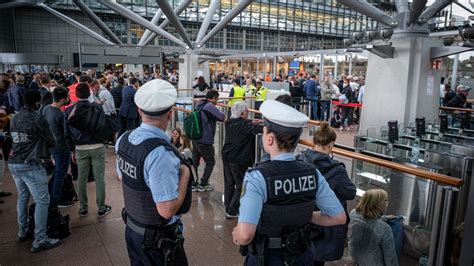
[
  {"left": 260, "top": 99, "right": 309, "bottom": 135},
  {"left": 134, "top": 79, "right": 177, "bottom": 116}
]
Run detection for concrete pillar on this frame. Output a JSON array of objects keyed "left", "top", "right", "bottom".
[
  {"left": 451, "top": 53, "right": 459, "bottom": 90},
  {"left": 273, "top": 57, "right": 277, "bottom": 78},
  {"left": 320, "top": 54, "right": 324, "bottom": 81},
  {"left": 359, "top": 37, "right": 442, "bottom": 133},
  {"left": 178, "top": 54, "right": 210, "bottom": 95},
  {"left": 348, "top": 54, "right": 353, "bottom": 76},
  {"left": 256, "top": 58, "right": 259, "bottom": 77}
]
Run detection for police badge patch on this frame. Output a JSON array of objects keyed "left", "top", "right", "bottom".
[{"left": 240, "top": 180, "right": 247, "bottom": 198}]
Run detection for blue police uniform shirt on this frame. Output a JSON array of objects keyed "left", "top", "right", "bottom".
[
  {"left": 238, "top": 153, "right": 344, "bottom": 225},
  {"left": 115, "top": 123, "right": 181, "bottom": 224}
]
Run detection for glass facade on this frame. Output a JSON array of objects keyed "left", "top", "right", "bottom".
[{"left": 46, "top": 0, "right": 395, "bottom": 52}]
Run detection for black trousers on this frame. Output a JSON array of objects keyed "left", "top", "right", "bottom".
[
  {"left": 120, "top": 115, "right": 138, "bottom": 136},
  {"left": 192, "top": 143, "right": 215, "bottom": 185},
  {"left": 125, "top": 226, "right": 188, "bottom": 266},
  {"left": 223, "top": 161, "right": 247, "bottom": 215}
]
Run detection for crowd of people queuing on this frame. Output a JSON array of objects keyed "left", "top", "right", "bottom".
[
  {"left": 0, "top": 67, "right": 402, "bottom": 266},
  {"left": 196, "top": 71, "right": 366, "bottom": 131}
]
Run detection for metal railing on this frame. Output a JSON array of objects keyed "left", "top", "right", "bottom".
[{"left": 170, "top": 100, "right": 465, "bottom": 265}]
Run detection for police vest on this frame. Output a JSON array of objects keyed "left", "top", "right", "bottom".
[
  {"left": 256, "top": 87, "right": 268, "bottom": 102},
  {"left": 117, "top": 131, "right": 192, "bottom": 227},
  {"left": 229, "top": 86, "right": 246, "bottom": 106},
  {"left": 254, "top": 160, "right": 317, "bottom": 237}
]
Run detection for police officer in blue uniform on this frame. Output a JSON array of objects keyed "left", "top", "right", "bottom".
[
  {"left": 232, "top": 100, "right": 347, "bottom": 266},
  {"left": 115, "top": 79, "right": 192, "bottom": 266}
]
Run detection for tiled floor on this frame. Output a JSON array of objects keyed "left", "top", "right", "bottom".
[{"left": 0, "top": 128, "right": 415, "bottom": 265}]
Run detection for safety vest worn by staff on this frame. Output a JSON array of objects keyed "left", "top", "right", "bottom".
[
  {"left": 229, "top": 86, "right": 246, "bottom": 106},
  {"left": 245, "top": 85, "right": 256, "bottom": 96},
  {"left": 256, "top": 87, "right": 268, "bottom": 102}
]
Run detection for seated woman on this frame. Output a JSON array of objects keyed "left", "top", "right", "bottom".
[
  {"left": 348, "top": 189, "right": 399, "bottom": 266},
  {"left": 297, "top": 121, "right": 356, "bottom": 265}
]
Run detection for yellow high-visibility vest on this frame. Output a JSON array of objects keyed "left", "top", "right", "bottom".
[
  {"left": 245, "top": 85, "right": 256, "bottom": 95},
  {"left": 229, "top": 86, "right": 246, "bottom": 106},
  {"left": 256, "top": 87, "right": 268, "bottom": 102}
]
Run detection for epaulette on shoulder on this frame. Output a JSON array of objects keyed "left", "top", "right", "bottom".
[{"left": 247, "top": 160, "right": 271, "bottom": 173}]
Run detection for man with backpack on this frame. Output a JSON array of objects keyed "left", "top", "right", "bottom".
[
  {"left": 65, "top": 84, "right": 112, "bottom": 218},
  {"left": 9, "top": 90, "right": 63, "bottom": 252},
  {"left": 42, "top": 87, "right": 74, "bottom": 208},
  {"left": 191, "top": 90, "right": 225, "bottom": 192}
]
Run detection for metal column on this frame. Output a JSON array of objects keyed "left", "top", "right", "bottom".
[
  {"left": 460, "top": 161, "right": 474, "bottom": 265},
  {"left": 99, "top": 0, "right": 189, "bottom": 49},
  {"left": 241, "top": 58, "right": 243, "bottom": 75},
  {"left": 337, "top": 0, "right": 398, "bottom": 27},
  {"left": 141, "top": 0, "right": 191, "bottom": 47},
  {"left": 334, "top": 55, "right": 339, "bottom": 78},
  {"left": 428, "top": 185, "right": 457, "bottom": 266},
  {"left": 197, "top": 0, "right": 252, "bottom": 47},
  {"left": 73, "top": 0, "right": 122, "bottom": 45},
  {"left": 451, "top": 53, "right": 459, "bottom": 90},
  {"left": 39, "top": 4, "right": 115, "bottom": 45},
  {"left": 196, "top": 0, "right": 219, "bottom": 44},
  {"left": 156, "top": 0, "right": 193, "bottom": 48},
  {"left": 138, "top": 9, "right": 163, "bottom": 46}
]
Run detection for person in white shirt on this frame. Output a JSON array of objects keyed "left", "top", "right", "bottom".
[
  {"left": 89, "top": 79, "right": 116, "bottom": 116},
  {"left": 97, "top": 79, "right": 116, "bottom": 116}
]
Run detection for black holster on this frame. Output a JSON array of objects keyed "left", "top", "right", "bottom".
[
  {"left": 142, "top": 222, "right": 185, "bottom": 266},
  {"left": 281, "top": 225, "right": 312, "bottom": 266},
  {"left": 247, "top": 236, "right": 268, "bottom": 266}
]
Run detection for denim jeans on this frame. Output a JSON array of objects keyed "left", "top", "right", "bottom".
[
  {"left": 320, "top": 100, "right": 331, "bottom": 121},
  {"left": 50, "top": 150, "right": 71, "bottom": 203},
  {"left": 306, "top": 97, "right": 319, "bottom": 120},
  {"left": 9, "top": 163, "right": 50, "bottom": 241},
  {"left": 76, "top": 146, "right": 106, "bottom": 210}
]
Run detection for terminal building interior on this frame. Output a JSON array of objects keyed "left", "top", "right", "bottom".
[{"left": 0, "top": 0, "right": 474, "bottom": 265}]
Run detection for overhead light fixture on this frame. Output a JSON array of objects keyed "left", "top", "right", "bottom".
[
  {"left": 380, "top": 28, "right": 394, "bottom": 41},
  {"left": 366, "top": 30, "right": 379, "bottom": 42},
  {"left": 353, "top": 32, "right": 365, "bottom": 42}
]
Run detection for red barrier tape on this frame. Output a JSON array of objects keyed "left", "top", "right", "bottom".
[{"left": 332, "top": 100, "right": 363, "bottom": 108}]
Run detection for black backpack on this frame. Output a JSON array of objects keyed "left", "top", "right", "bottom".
[
  {"left": 27, "top": 204, "right": 71, "bottom": 239},
  {"left": 67, "top": 103, "right": 118, "bottom": 142},
  {"left": 48, "top": 173, "right": 78, "bottom": 203}
]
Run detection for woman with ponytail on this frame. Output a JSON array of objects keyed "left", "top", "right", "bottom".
[{"left": 297, "top": 121, "right": 356, "bottom": 265}]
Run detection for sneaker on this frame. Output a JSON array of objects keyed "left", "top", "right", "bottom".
[
  {"left": 192, "top": 183, "right": 198, "bottom": 192},
  {"left": 225, "top": 212, "right": 239, "bottom": 219},
  {"left": 346, "top": 126, "right": 352, "bottom": 131},
  {"left": 197, "top": 184, "right": 214, "bottom": 192},
  {"left": 339, "top": 126, "right": 344, "bottom": 131},
  {"left": 98, "top": 205, "right": 112, "bottom": 218},
  {"left": 0, "top": 191, "right": 12, "bottom": 197},
  {"left": 31, "top": 238, "right": 62, "bottom": 253},
  {"left": 16, "top": 232, "right": 29, "bottom": 243},
  {"left": 79, "top": 208, "right": 88, "bottom": 217},
  {"left": 57, "top": 200, "right": 74, "bottom": 209}
]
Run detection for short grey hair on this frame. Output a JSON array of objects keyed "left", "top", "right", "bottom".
[{"left": 230, "top": 102, "right": 248, "bottom": 119}]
